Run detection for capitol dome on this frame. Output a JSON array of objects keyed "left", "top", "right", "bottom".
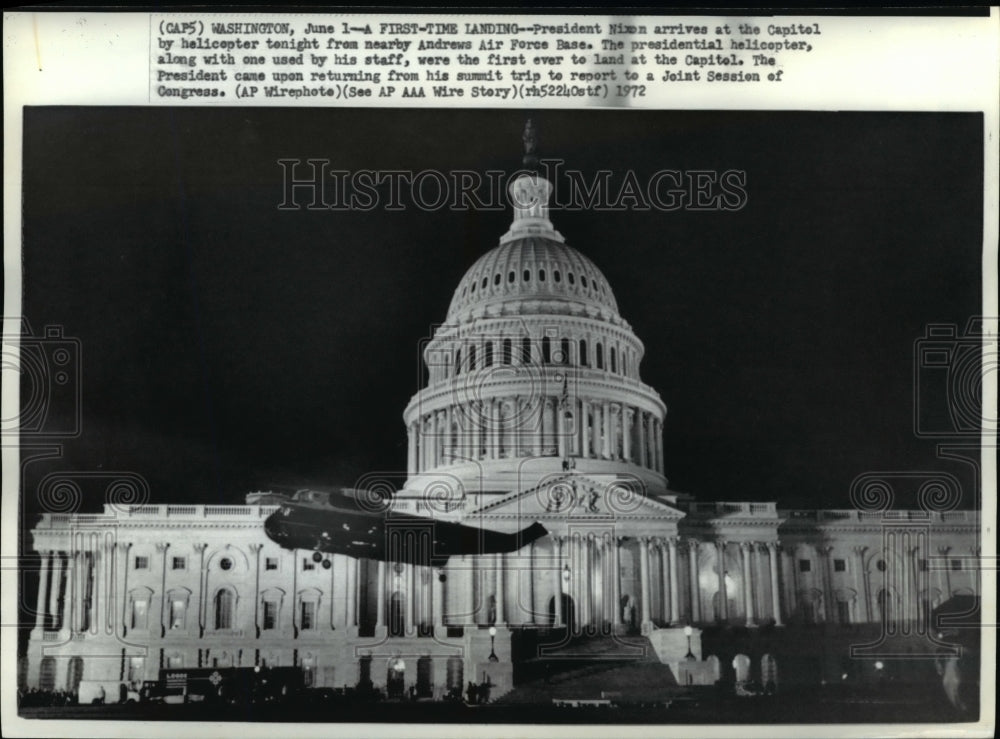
[
  {"left": 402, "top": 136, "right": 668, "bottom": 502},
  {"left": 446, "top": 236, "right": 621, "bottom": 324}
]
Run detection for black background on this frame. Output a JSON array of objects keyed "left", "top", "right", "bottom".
[{"left": 19, "top": 108, "right": 983, "bottom": 526}]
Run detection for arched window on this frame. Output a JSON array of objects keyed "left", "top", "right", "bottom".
[
  {"left": 579, "top": 339, "right": 589, "bottom": 367},
  {"left": 67, "top": 657, "right": 84, "bottom": 694},
  {"left": 622, "top": 353, "right": 627, "bottom": 376},
  {"left": 568, "top": 272, "right": 575, "bottom": 285},
  {"left": 130, "top": 597, "right": 148, "bottom": 630},
  {"left": 596, "top": 342, "right": 604, "bottom": 370},
  {"left": 170, "top": 599, "right": 186, "bottom": 630},
  {"left": 455, "top": 349, "right": 462, "bottom": 375},
  {"left": 610, "top": 347, "right": 617, "bottom": 373},
  {"left": 560, "top": 338, "right": 571, "bottom": 365},
  {"left": 542, "top": 337, "right": 552, "bottom": 364},
  {"left": 494, "top": 273, "right": 501, "bottom": 286},
  {"left": 502, "top": 338, "right": 512, "bottom": 364},
  {"left": 539, "top": 269, "right": 546, "bottom": 282},
  {"left": 508, "top": 271, "right": 515, "bottom": 284},
  {"left": 39, "top": 657, "right": 56, "bottom": 691},
  {"left": 523, "top": 269, "right": 531, "bottom": 282},
  {"left": 521, "top": 337, "right": 531, "bottom": 363},
  {"left": 214, "top": 589, "right": 234, "bottom": 630},
  {"left": 469, "top": 345, "right": 477, "bottom": 371},
  {"left": 484, "top": 341, "right": 493, "bottom": 367},
  {"left": 581, "top": 276, "right": 589, "bottom": 288},
  {"left": 554, "top": 270, "right": 562, "bottom": 283}
]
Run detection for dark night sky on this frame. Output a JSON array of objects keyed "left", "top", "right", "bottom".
[{"left": 19, "top": 107, "right": 983, "bottom": 526}]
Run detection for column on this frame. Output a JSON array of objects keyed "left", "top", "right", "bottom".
[
  {"left": 655, "top": 420, "right": 664, "bottom": 473},
  {"left": 716, "top": 540, "right": 728, "bottom": 623},
  {"left": 556, "top": 399, "right": 567, "bottom": 458},
  {"left": 49, "top": 552, "right": 64, "bottom": 630},
  {"left": 529, "top": 542, "right": 537, "bottom": 624},
  {"left": 584, "top": 535, "right": 594, "bottom": 628},
  {"left": 91, "top": 548, "right": 102, "bottom": 634},
  {"left": 602, "top": 401, "right": 611, "bottom": 458},
  {"left": 533, "top": 399, "right": 544, "bottom": 456},
  {"left": 462, "top": 556, "right": 475, "bottom": 626},
  {"left": 741, "top": 542, "right": 755, "bottom": 626},
  {"left": 346, "top": 557, "right": 357, "bottom": 628},
  {"left": 496, "top": 553, "right": 506, "bottom": 624},
  {"left": 669, "top": 538, "right": 681, "bottom": 624},
  {"left": 598, "top": 537, "right": 608, "bottom": 624},
  {"left": 638, "top": 413, "right": 648, "bottom": 468},
  {"left": 554, "top": 537, "right": 564, "bottom": 626},
  {"left": 376, "top": 560, "right": 386, "bottom": 629},
  {"left": 622, "top": 407, "right": 632, "bottom": 461},
  {"left": 68, "top": 552, "right": 80, "bottom": 632},
  {"left": 511, "top": 396, "right": 522, "bottom": 457},
  {"left": 768, "top": 542, "right": 783, "bottom": 626},
  {"left": 659, "top": 540, "right": 670, "bottom": 623},
  {"left": 433, "top": 567, "right": 444, "bottom": 629},
  {"left": 491, "top": 399, "right": 501, "bottom": 459},
  {"left": 571, "top": 537, "right": 581, "bottom": 627},
  {"left": 853, "top": 546, "right": 869, "bottom": 623},
  {"left": 907, "top": 544, "right": 920, "bottom": 626},
  {"left": 688, "top": 540, "right": 701, "bottom": 622},
  {"left": 406, "top": 563, "right": 416, "bottom": 633},
  {"left": 419, "top": 417, "right": 428, "bottom": 471},
  {"left": 821, "top": 545, "right": 835, "bottom": 623},
  {"left": 938, "top": 545, "right": 952, "bottom": 600},
  {"left": 34, "top": 550, "right": 51, "bottom": 630},
  {"left": 97, "top": 543, "right": 110, "bottom": 635},
  {"left": 612, "top": 537, "right": 622, "bottom": 626},
  {"left": 639, "top": 538, "right": 651, "bottom": 630},
  {"left": 407, "top": 423, "right": 417, "bottom": 475},
  {"left": 446, "top": 406, "right": 454, "bottom": 464}
]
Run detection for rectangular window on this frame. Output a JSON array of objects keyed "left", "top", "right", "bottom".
[
  {"left": 170, "top": 600, "right": 186, "bottom": 629},
  {"left": 134, "top": 556, "right": 149, "bottom": 570},
  {"left": 262, "top": 601, "right": 278, "bottom": 630},
  {"left": 300, "top": 601, "right": 315, "bottom": 630},
  {"left": 951, "top": 558, "right": 963, "bottom": 571},
  {"left": 131, "top": 600, "right": 148, "bottom": 630},
  {"left": 521, "top": 337, "right": 531, "bottom": 363},
  {"left": 798, "top": 559, "right": 811, "bottom": 573},
  {"left": 302, "top": 558, "right": 315, "bottom": 571},
  {"left": 265, "top": 557, "right": 279, "bottom": 571},
  {"left": 166, "top": 655, "right": 183, "bottom": 669},
  {"left": 171, "top": 557, "right": 186, "bottom": 571},
  {"left": 834, "top": 559, "right": 846, "bottom": 573}
]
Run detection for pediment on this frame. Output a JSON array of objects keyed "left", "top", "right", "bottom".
[{"left": 472, "top": 473, "right": 686, "bottom": 521}]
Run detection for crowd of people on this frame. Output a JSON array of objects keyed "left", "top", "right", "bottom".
[{"left": 17, "top": 687, "right": 78, "bottom": 707}]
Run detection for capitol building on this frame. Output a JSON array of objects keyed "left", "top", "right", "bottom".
[{"left": 24, "top": 140, "right": 980, "bottom": 703}]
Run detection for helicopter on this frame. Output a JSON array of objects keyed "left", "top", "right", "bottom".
[{"left": 263, "top": 487, "right": 547, "bottom": 568}]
